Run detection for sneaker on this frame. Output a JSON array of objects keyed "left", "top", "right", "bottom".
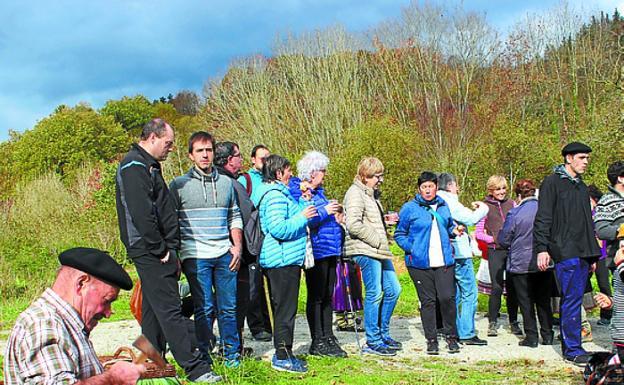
[
  {"left": 597, "top": 318, "right": 611, "bottom": 326},
  {"left": 192, "top": 370, "right": 223, "bottom": 383},
  {"left": 224, "top": 358, "right": 241, "bottom": 369},
  {"left": 252, "top": 331, "right": 273, "bottom": 342},
  {"left": 325, "top": 336, "right": 348, "bottom": 358},
  {"left": 426, "top": 339, "right": 439, "bottom": 355},
  {"left": 510, "top": 322, "right": 523, "bottom": 336},
  {"left": 362, "top": 342, "right": 396, "bottom": 356},
  {"left": 459, "top": 336, "right": 488, "bottom": 346},
  {"left": 271, "top": 355, "right": 308, "bottom": 373},
  {"left": 382, "top": 337, "right": 403, "bottom": 351},
  {"left": 487, "top": 322, "right": 498, "bottom": 337},
  {"left": 446, "top": 337, "right": 460, "bottom": 354},
  {"left": 309, "top": 338, "right": 330, "bottom": 356},
  {"left": 582, "top": 327, "right": 593, "bottom": 343},
  {"left": 564, "top": 353, "right": 591, "bottom": 365}
]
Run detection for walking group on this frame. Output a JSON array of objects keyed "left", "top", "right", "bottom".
[{"left": 3, "top": 118, "right": 624, "bottom": 385}]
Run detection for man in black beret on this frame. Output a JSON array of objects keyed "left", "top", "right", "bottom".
[
  {"left": 3, "top": 247, "right": 145, "bottom": 385},
  {"left": 534, "top": 141, "right": 601, "bottom": 364}
]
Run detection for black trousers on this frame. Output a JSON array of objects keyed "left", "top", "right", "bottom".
[
  {"left": 508, "top": 271, "right": 554, "bottom": 342},
  {"left": 594, "top": 258, "right": 613, "bottom": 320},
  {"left": 305, "top": 257, "right": 337, "bottom": 340},
  {"left": 134, "top": 253, "right": 211, "bottom": 381},
  {"left": 237, "top": 262, "right": 251, "bottom": 338},
  {"left": 408, "top": 266, "right": 457, "bottom": 341},
  {"left": 247, "top": 262, "right": 273, "bottom": 335},
  {"left": 488, "top": 249, "right": 519, "bottom": 323},
  {"left": 265, "top": 265, "right": 301, "bottom": 359}
]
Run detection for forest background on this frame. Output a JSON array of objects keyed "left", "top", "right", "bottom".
[{"left": 0, "top": 2, "right": 623, "bottom": 324}]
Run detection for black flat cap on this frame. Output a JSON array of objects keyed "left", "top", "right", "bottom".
[
  {"left": 58, "top": 247, "right": 133, "bottom": 290},
  {"left": 561, "top": 142, "right": 592, "bottom": 156}
]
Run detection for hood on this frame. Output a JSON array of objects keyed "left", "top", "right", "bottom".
[
  {"left": 554, "top": 164, "right": 581, "bottom": 184},
  {"left": 187, "top": 166, "right": 219, "bottom": 205}
]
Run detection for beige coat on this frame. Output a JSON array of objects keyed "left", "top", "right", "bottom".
[{"left": 343, "top": 179, "right": 394, "bottom": 260}]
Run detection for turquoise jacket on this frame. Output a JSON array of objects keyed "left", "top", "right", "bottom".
[
  {"left": 254, "top": 181, "right": 311, "bottom": 268},
  {"left": 237, "top": 168, "right": 264, "bottom": 202}
]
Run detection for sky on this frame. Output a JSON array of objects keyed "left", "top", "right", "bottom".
[{"left": 0, "top": 0, "right": 622, "bottom": 141}]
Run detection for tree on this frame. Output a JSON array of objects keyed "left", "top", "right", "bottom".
[
  {"left": 171, "top": 90, "right": 201, "bottom": 115},
  {"left": 100, "top": 95, "right": 154, "bottom": 133}
]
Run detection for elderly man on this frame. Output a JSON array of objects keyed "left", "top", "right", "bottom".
[
  {"left": 437, "top": 173, "right": 489, "bottom": 346},
  {"left": 534, "top": 142, "right": 602, "bottom": 364},
  {"left": 115, "top": 119, "right": 219, "bottom": 382},
  {"left": 3, "top": 247, "right": 144, "bottom": 385}
]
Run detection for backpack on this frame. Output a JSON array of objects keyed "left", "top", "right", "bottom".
[
  {"left": 242, "top": 172, "right": 253, "bottom": 196},
  {"left": 584, "top": 352, "right": 624, "bottom": 385},
  {"left": 243, "top": 191, "right": 271, "bottom": 257}
]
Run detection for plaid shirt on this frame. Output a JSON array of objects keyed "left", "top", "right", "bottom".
[{"left": 3, "top": 289, "right": 104, "bottom": 385}]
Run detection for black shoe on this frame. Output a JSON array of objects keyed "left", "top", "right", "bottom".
[
  {"left": 518, "top": 339, "right": 538, "bottom": 348},
  {"left": 325, "top": 336, "right": 348, "bottom": 358},
  {"left": 309, "top": 338, "right": 330, "bottom": 356},
  {"left": 252, "top": 331, "right": 273, "bottom": 342},
  {"left": 565, "top": 353, "right": 591, "bottom": 365},
  {"left": 541, "top": 333, "right": 554, "bottom": 345},
  {"left": 510, "top": 322, "right": 523, "bottom": 336},
  {"left": 426, "top": 339, "right": 439, "bottom": 355},
  {"left": 446, "top": 337, "right": 460, "bottom": 354},
  {"left": 597, "top": 318, "right": 611, "bottom": 326},
  {"left": 459, "top": 336, "right": 488, "bottom": 346}
]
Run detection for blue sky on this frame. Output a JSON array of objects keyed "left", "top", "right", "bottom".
[{"left": 0, "top": 0, "right": 621, "bottom": 141}]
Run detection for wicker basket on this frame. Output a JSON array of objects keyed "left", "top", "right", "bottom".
[{"left": 99, "top": 347, "right": 177, "bottom": 379}]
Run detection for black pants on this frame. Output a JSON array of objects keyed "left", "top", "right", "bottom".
[
  {"left": 408, "top": 266, "right": 457, "bottom": 341},
  {"left": 265, "top": 265, "right": 301, "bottom": 359},
  {"left": 134, "top": 253, "right": 211, "bottom": 381},
  {"left": 305, "top": 257, "right": 337, "bottom": 340},
  {"left": 509, "top": 271, "right": 554, "bottom": 342},
  {"left": 594, "top": 258, "right": 613, "bottom": 320},
  {"left": 247, "top": 262, "right": 273, "bottom": 335},
  {"left": 237, "top": 262, "right": 251, "bottom": 338},
  {"left": 488, "top": 249, "right": 519, "bottom": 323}
]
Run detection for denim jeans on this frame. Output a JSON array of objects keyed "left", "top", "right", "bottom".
[
  {"left": 455, "top": 258, "right": 478, "bottom": 339},
  {"left": 353, "top": 255, "right": 401, "bottom": 345},
  {"left": 183, "top": 252, "right": 240, "bottom": 360}
]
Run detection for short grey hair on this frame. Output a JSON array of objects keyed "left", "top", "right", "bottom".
[
  {"left": 297, "top": 151, "right": 329, "bottom": 181},
  {"left": 437, "top": 173, "right": 457, "bottom": 192}
]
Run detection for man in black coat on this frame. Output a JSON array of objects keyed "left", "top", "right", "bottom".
[
  {"left": 115, "top": 119, "right": 220, "bottom": 383},
  {"left": 534, "top": 141, "right": 602, "bottom": 365}
]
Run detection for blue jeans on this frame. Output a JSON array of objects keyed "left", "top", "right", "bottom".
[
  {"left": 353, "top": 255, "right": 402, "bottom": 345},
  {"left": 555, "top": 257, "right": 589, "bottom": 358},
  {"left": 455, "top": 258, "right": 478, "bottom": 339},
  {"left": 183, "top": 253, "right": 240, "bottom": 360}
]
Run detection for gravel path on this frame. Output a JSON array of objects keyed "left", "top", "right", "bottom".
[{"left": 1, "top": 313, "right": 608, "bottom": 368}]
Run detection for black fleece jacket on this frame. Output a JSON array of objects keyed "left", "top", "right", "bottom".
[{"left": 115, "top": 144, "right": 180, "bottom": 258}]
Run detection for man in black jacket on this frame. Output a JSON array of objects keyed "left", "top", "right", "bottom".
[
  {"left": 214, "top": 141, "right": 256, "bottom": 354},
  {"left": 116, "top": 119, "right": 221, "bottom": 383},
  {"left": 534, "top": 141, "right": 602, "bottom": 365}
]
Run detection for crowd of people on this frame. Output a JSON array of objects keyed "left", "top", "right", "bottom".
[{"left": 3, "top": 118, "right": 624, "bottom": 385}]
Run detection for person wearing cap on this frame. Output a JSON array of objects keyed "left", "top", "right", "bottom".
[
  {"left": 3, "top": 247, "right": 144, "bottom": 385},
  {"left": 533, "top": 141, "right": 602, "bottom": 364},
  {"left": 115, "top": 119, "right": 220, "bottom": 383}
]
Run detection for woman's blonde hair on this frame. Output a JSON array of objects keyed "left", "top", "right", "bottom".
[
  {"left": 356, "top": 157, "right": 384, "bottom": 181},
  {"left": 486, "top": 175, "right": 508, "bottom": 193}
]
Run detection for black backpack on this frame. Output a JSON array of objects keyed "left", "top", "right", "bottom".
[
  {"left": 243, "top": 191, "right": 271, "bottom": 257},
  {"left": 584, "top": 352, "right": 624, "bottom": 385}
]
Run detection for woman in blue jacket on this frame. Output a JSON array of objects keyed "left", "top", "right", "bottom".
[
  {"left": 289, "top": 151, "right": 347, "bottom": 358},
  {"left": 395, "top": 171, "right": 461, "bottom": 355},
  {"left": 498, "top": 179, "right": 554, "bottom": 348},
  {"left": 255, "top": 155, "right": 317, "bottom": 373}
]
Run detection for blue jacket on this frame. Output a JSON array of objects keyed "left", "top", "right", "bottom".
[
  {"left": 288, "top": 177, "right": 343, "bottom": 260},
  {"left": 394, "top": 195, "right": 456, "bottom": 269},
  {"left": 254, "top": 181, "right": 310, "bottom": 268},
  {"left": 498, "top": 197, "right": 540, "bottom": 274}
]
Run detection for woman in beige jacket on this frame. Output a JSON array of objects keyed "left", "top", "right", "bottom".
[{"left": 344, "top": 157, "right": 402, "bottom": 356}]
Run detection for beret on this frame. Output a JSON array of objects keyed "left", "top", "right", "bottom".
[
  {"left": 58, "top": 247, "right": 133, "bottom": 290},
  {"left": 561, "top": 142, "right": 592, "bottom": 156}
]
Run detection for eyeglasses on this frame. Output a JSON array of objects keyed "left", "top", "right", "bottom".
[
  {"left": 373, "top": 173, "right": 384, "bottom": 179},
  {"left": 231, "top": 152, "right": 242, "bottom": 158}
]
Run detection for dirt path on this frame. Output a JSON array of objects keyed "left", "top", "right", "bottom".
[{"left": 2, "top": 313, "right": 607, "bottom": 368}]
